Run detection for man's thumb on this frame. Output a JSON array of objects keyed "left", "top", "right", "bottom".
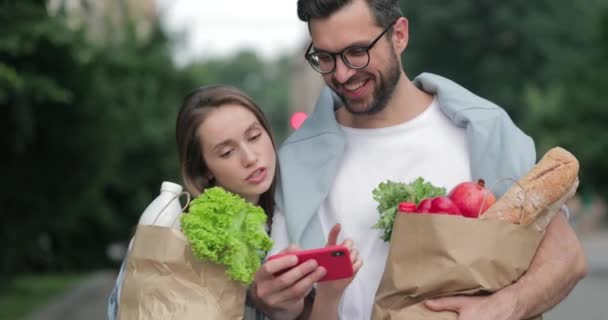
[{"left": 326, "top": 223, "right": 341, "bottom": 246}]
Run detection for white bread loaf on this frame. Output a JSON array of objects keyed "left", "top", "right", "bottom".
[{"left": 481, "top": 147, "right": 580, "bottom": 226}]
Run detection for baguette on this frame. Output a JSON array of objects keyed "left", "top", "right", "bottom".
[
  {"left": 481, "top": 147, "right": 580, "bottom": 226},
  {"left": 533, "top": 177, "right": 579, "bottom": 230}
]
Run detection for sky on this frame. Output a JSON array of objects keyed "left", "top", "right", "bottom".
[{"left": 155, "top": 0, "right": 309, "bottom": 65}]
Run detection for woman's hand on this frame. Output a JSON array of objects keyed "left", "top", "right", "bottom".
[{"left": 250, "top": 245, "right": 326, "bottom": 320}]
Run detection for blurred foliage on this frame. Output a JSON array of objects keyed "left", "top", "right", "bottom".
[
  {"left": 1, "top": 0, "right": 192, "bottom": 273},
  {"left": 521, "top": 4, "right": 608, "bottom": 196}
]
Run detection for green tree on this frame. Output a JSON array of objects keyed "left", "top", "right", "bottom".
[
  {"left": 522, "top": 4, "right": 608, "bottom": 196},
  {"left": 400, "top": 0, "right": 590, "bottom": 120},
  {"left": 1, "top": 0, "right": 196, "bottom": 273}
]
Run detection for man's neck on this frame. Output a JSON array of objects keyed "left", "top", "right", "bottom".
[{"left": 336, "top": 74, "right": 434, "bottom": 129}]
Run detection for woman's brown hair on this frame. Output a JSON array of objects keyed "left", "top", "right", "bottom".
[{"left": 175, "top": 85, "right": 277, "bottom": 221}]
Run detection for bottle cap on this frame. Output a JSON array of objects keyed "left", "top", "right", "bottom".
[{"left": 160, "top": 181, "right": 183, "bottom": 194}]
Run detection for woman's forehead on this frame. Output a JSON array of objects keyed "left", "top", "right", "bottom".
[{"left": 197, "top": 104, "right": 260, "bottom": 144}]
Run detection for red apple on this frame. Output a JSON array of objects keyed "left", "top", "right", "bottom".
[
  {"left": 429, "top": 196, "right": 462, "bottom": 215},
  {"left": 416, "top": 198, "right": 433, "bottom": 213},
  {"left": 448, "top": 179, "right": 496, "bottom": 218}
]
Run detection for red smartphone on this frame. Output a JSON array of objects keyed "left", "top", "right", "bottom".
[{"left": 266, "top": 245, "right": 354, "bottom": 282}]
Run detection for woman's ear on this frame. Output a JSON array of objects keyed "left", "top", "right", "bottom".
[{"left": 392, "top": 17, "right": 409, "bottom": 54}]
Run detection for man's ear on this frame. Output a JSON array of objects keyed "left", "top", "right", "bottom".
[{"left": 392, "top": 17, "right": 409, "bottom": 54}]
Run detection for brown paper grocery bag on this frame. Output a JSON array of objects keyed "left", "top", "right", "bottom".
[
  {"left": 118, "top": 225, "right": 247, "bottom": 320},
  {"left": 372, "top": 214, "right": 544, "bottom": 320}
]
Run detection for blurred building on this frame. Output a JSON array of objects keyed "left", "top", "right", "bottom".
[
  {"left": 46, "top": 0, "right": 157, "bottom": 43},
  {"left": 288, "top": 42, "right": 326, "bottom": 116}
]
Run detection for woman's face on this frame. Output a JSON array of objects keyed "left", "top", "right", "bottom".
[{"left": 197, "top": 103, "right": 276, "bottom": 203}]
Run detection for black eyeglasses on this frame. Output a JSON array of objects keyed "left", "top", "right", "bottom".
[{"left": 304, "top": 22, "right": 395, "bottom": 74}]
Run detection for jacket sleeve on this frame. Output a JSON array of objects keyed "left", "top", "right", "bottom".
[
  {"left": 268, "top": 206, "right": 290, "bottom": 256},
  {"left": 107, "top": 251, "right": 128, "bottom": 320}
]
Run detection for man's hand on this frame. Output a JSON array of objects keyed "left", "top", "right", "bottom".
[
  {"left": 425, "top": 292, "right": 522, "bottom": 320},
  {"left": 316, "top": 224, "right": 362, "bottom": 297},
  {"left": 251, "top": 245, "right": 326, "bottom": 320}
]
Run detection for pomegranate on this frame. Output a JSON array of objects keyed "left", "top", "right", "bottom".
[
  {"left": 429, "top": 196, "right": 462, "bottom": 215},
  {"left": 447, "top": 179, "right": 496, "bottom": 218}
]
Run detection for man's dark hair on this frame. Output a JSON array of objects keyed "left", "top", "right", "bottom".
[{"left": 297, "top": 0, "right": 402, "bottom": 29}]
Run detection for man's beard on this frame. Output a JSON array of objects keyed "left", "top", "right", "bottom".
[{"left": 335, "top": 54, "right": 401, "bottom": 116}]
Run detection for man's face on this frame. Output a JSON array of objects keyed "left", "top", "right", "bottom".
[{"left": 309, "top": 0, "right": 402, "bottom": 115}]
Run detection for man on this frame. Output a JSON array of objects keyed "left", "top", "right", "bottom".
[{"left": 250, "top": 0, "right": 588, "bottom": 319}]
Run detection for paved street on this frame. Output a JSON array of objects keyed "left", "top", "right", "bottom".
[
  {"left": 25, "top": 271, "right": 116, "bottom": 320},
  {"left": 25, "top": 232, "right": 607, "bottom": 320},
  {"left": 546, "top": 231, "right": 608, "bottom": 320},
  {"left": 546, "top": 273, "right": 608, "bottom": 320}
]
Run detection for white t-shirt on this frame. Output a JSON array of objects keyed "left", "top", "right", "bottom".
[{"left": 270, "top": 98, "right": 472, "bottom": 319}]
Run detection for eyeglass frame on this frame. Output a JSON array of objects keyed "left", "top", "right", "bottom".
[{"left": 303, "top": 21, "right": 397, "bottom": 74}]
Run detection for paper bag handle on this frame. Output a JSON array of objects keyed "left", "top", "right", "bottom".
[
  {"left": 151, "top": 191, "right": 191, "bottom": 226},
  {"left": 478, "top": 177, "right": 527, "bottom": 224}
]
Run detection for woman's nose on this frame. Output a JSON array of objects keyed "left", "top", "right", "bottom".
[{"left": 241, "top": 146, "right": 258, "bottom": 167}]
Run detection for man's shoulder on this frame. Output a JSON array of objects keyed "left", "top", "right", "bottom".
[{"left": 414, "top": 73, "right": 516, "bottom": 126}]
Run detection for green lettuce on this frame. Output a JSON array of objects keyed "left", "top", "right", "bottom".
[
  {"left": 181, "top": 187, "right": 273, "bottom": 284},
  {"left": 372, "top": 177, "right": 446, "bottom": 242}
]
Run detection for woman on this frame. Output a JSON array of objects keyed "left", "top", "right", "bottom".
[
  {"left": 108, "top": 85, "right": 361, "bottom": 320},
  {"left": 176, "top": 85, "right": 278, "bottom": 217}
]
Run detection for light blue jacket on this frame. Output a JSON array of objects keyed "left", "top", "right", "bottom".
[{"left": 275, "top": 73, "right": 536, "bottom": 249}]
